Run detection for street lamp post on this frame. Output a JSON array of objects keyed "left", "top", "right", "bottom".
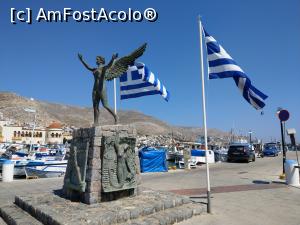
[
  {"left": 30, "top": 113, "right": 37, "bottom": 152},
  {"left": 24, "top": 107, "right": 37, "bottom": 152},
  {"left": 249, "top": 130, "right": 252, "bottom": 144}
]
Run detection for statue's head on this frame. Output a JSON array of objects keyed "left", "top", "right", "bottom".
[{"left": 96, "top": 56, "right": 105, "bottom": 65}]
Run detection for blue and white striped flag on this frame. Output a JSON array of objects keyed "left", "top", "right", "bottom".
[
  {"left": 119, "top": 62, "right": 170, "bottom": 101},
  {"left": 204, "top": 28, "right": 268, "bottom": 110}
]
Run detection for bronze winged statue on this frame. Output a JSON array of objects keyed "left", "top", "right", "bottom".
[{"left": 78, "top": 43, "right": 147, "bottom": 125}]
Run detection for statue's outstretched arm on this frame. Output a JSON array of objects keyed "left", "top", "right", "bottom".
[{"left": 78, "top": 53, "right": 94, "bottom": 71}]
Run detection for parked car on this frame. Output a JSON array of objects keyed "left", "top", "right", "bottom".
[
  {"left": 227, "top": 143, "right": 255, "bottom": 163},
  {"left": 263, "top": 146, "right": 279, "bottom": 157},
  {"left": 264, "top": 142, "right": 281, "bottom": 153},
  {"left": 214, "top": 149, "right": 228, "bottom": 162}
]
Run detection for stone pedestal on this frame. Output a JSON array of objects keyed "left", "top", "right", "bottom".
[{"left": 63, "top": 125, "right": 137, "bottom": 204}]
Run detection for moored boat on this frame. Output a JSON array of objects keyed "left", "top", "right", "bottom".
[
  {"left": 25, "top": 162, "right": 67, "bottom": 178},
  {"left": 0, "top": 146, "right": 68, "bottom": 176}
]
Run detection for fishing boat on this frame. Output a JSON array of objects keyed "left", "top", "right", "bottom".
[
  {"left": 25, "top": 161, "right": 67, "bottom": 178},
  {"left": 0, "top": 157, "right": 46, "bottom": 176},
  {"left": 166, "top": 151, "right": 183, "bottom": 161},
  {"left": 0, "top": 146, "right": 67, "bottom": 176},
  {"left": 14, "top": 160, "right": 46, "bottom": 176}
]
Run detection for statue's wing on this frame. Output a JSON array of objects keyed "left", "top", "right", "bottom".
[{"left": 105, "top": 43, "right": 147, "bottom": 81}]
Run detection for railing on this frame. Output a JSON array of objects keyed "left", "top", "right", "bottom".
[
  {"left": 13, "top": 163, "right": 68, "bottom": 168},
  {"left": 0, "top": 162, "right": 68, "bottom": 171}
]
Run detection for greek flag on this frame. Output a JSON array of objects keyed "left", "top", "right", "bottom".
[
  {"left": 119, "top": 62, "right": 170, "bottom": 101},
  {"left": 204, "top": 28, "right": 268, "bottom": 110}
]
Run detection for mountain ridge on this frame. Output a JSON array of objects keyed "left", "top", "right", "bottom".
[{"left": 0, "top": 92, "right": 229, "bottom": 141}]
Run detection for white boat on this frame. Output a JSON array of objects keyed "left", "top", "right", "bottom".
[
  {"left": 191, "top": 149, "right": 215, "bottom": 164},
  {"left": 2, "top": 157, "right": 56, "bottom": 176},
  {"left": 25, "top": 160, "right": 67, "bottom": 178},
  {"left": 0, "top": 155, "right": 39, "bottom": 176},
  {"left": 0, "top": 146, "right": 68, "bottom": 176}
]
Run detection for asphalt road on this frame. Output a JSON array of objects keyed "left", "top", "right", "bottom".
[{"left": 141, "top": 151, "right": 294, "bottom": 191}]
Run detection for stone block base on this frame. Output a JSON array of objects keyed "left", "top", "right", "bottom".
[{"left": 63, "top": 125, "right": 138, "bottom": 204}]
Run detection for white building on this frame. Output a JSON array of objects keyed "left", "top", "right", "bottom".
[
  {"left": 0, "top": 121, "right": 66, "bottom": 145},
  {"left": 46, "top": 122, "right": 63, "bottom": 144}
]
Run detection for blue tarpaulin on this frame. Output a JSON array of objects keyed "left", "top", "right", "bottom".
[
  {"left": 139, "top": 147, "right": 168, "bottom": 173},
  {"left": 191, "top": 149, "right": 206, "bottom": 157}
]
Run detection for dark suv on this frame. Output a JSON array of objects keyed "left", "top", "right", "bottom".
[{"left": 227, "top": 143, "right": 256, "bottom": 163}]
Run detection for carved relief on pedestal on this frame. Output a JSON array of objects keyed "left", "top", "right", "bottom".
[
  {"left": 64, "top": 141, "right": 89, "bottom": 192},
  {"left": 102, "top": 135, "right": 136, "bottom": 192}
]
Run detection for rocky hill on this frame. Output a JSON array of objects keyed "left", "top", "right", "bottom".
[{"left": 0, "top": 92, "right": 230, "bottom": 142}]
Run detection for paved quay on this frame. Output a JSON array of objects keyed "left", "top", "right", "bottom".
[
  {"left": 178, "top": 186, "right": 300, "bottom": 225},
  {"left": 0, "top": 151, "right": 299, "bottom": 225},
  {"left": 0, "top": 177, "right": 63, "bottom": 206}
]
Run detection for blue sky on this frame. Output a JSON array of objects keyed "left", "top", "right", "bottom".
[{"left": 0, "top": 0, "right": 299, "bottom": 141}]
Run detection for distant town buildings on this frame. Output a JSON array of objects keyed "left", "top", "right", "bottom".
[{"left": 0, "top": 117, "right": 74, "bottom": 145}]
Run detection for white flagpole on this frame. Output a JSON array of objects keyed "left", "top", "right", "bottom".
[
  {"left": 114, "top": 78, "right": 117, "bottom": 115},
  {"left": 198, "top": 16, "right": 211, "bottom": 213}
]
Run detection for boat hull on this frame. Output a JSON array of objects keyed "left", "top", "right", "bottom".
[{"left": 25, "top": 165, "right": 66, "bottom": 178}]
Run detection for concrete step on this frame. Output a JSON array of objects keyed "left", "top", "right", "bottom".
[
  {"left": 10, "top": 189, "right": 205, "bottom": 225},
  {"left": 0, "top": 217, "right": 7, "bottom": 225},
  {"left": 0, "top": 204, "right": 43, "bottom": 225},
  {"left": 14, "top": 189, "right": 198, "bottom": 225},
  {"left": 122, "top": 203, "right": 204, "bottom": 225}
]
